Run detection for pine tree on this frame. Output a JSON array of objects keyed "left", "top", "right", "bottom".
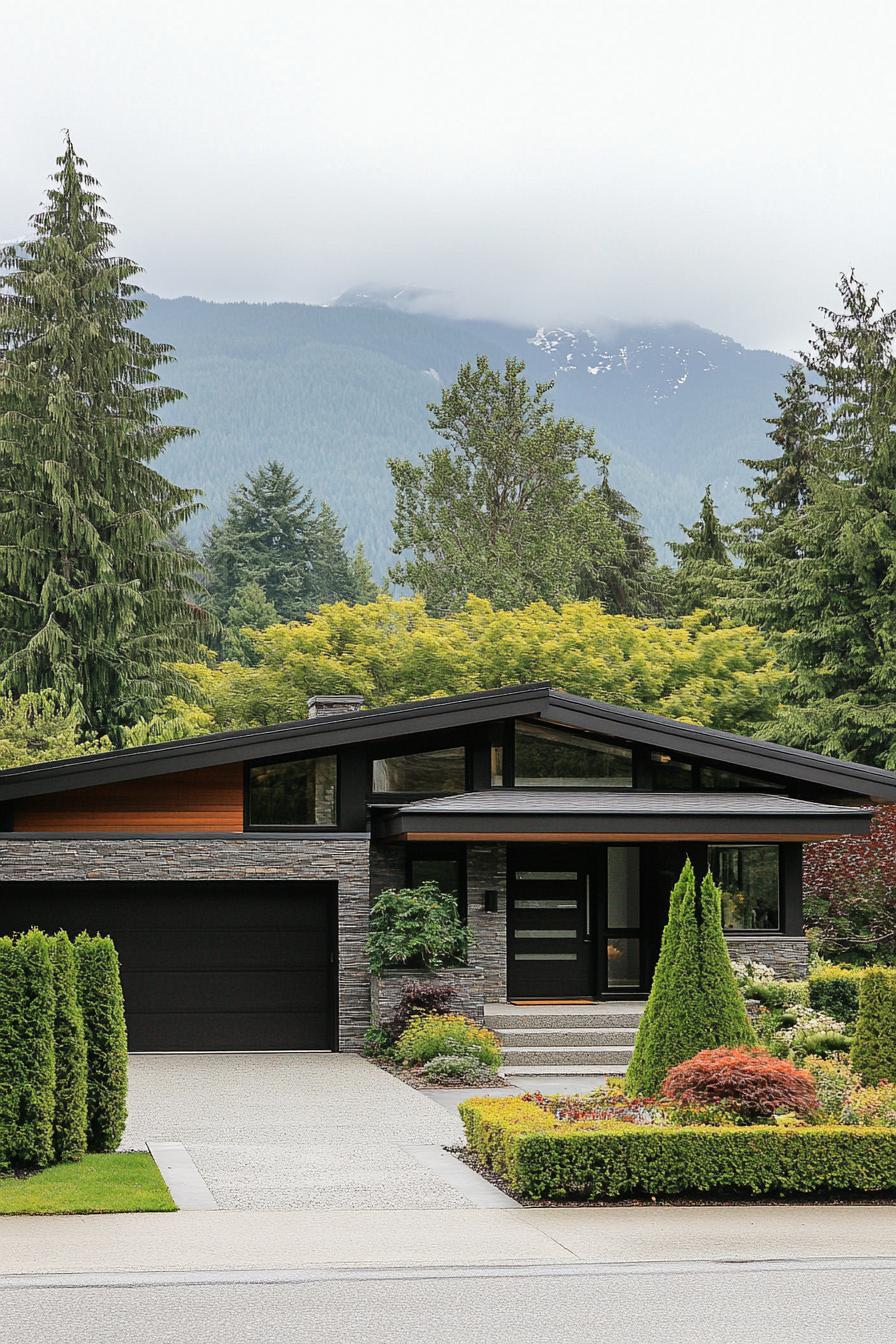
[
  {"left": 202, "top": 461, "right": 371, "bottom": 623},
  {"left": 669, "top": 485, "right": 734, "bottom": 614},
  {"left": 755, "top": 274, "right": 896, "bottom": 765},
  {"left": 0, "top": 135, "right": 207, "bottom": 737}
]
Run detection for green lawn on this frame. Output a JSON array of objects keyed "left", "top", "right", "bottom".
[{"left": 0, "top": 1152, "right": 177, "bottom": 1214}]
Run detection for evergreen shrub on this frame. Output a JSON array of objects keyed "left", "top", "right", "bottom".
[
  {"left": 367, "top": 883, "right": 470, "bottom": 975},
  {"left": 49, "top": 932, "right": 88, "bottom": 1162},
  {"left": 75, "top": 934, "right": 128, "bottom": 1152},
  {"left": 808, "top": 967, "right": 863, "bottom": 1025},
  {"left": 0, "top": 937, "right": 24, "bottom": 1171},
  {"left": 14, "top": 930, "right": 56, "bottom": 1170},
  {"left": 459, "top": 1097, "right": 896, "bottom": 1200},
  {"left": 851, "top": 967, "right": 896, "bottom": 1085},
  {"left": 625, "top": 863, "right": 755, "bottom": 1095}
]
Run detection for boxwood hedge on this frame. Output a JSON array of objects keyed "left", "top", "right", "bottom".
[{"left": 459, "top": 1097, "right": 896, "bottom": 1200}]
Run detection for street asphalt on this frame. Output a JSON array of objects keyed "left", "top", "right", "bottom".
[{"left": 3, "top": 1263, "right": 893, "bottom": 1343}]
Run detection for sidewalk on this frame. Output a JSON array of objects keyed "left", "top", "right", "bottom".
[{"left": 2, "top": 1205, "right": 895, "bottom": 1277}]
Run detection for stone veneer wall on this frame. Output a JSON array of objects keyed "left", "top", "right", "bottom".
[
  {"left": 725, "top": 936, "right": 809, "bottom": 979},
  {"left": 0, "top": 837, "right": 372, "bottom": 1052},
  {"left": 370, "top": 967, "right": 486, "bottom": 1027}
]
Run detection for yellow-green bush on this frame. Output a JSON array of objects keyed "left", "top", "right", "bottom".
[
  {"left": 395, "top": 1014, "right": 502, "bottom": 1068},
  {"left": 458, "top": 1097, "right": 896, "bottom": 1200},
  {"left": 808, "top": 967, "right": 864, "bottom": 1025}
]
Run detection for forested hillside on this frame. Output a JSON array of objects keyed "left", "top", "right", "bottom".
[{"left": 139, "top": 292, "right": 791, "bottom": 576}]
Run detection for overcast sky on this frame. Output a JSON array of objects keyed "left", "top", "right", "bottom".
[{"left": 5, "top": 1, "right": 895, "bottom": 354}]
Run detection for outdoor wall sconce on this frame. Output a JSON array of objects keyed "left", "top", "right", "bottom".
[{"left": 483, "top": 889, "right": 499, "bottom": 913}]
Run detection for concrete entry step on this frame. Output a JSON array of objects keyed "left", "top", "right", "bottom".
[
  {"left": 502, "top": 1045, "right": 635, "bottom": 1067},
  {"left": 485, "top": 1010, "right": 644, "bottom": 1031},
  {"left": 497, "top": 1027, "right": 638, "bottom": 1048},
  {"left": 502, "top": 1063, "right": 629, "bottom": 1077}
]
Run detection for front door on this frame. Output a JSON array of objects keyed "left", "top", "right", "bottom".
[{"left": 507, "top": 851, "right": 594, "bottom": 998}]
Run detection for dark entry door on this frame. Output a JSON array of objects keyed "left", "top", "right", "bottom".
[
  {"left": 2, "top": 881, "right": 336, "bottom": 1051},
  {"left": 507, "top": 854, "right": 594, "bottom": 998}
]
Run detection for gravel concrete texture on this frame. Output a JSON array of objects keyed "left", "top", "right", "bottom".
[{"left": 122, "top": 1053, "right": 468, "bottom": 1211}]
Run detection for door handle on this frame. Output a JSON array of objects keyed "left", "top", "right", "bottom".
[{"left": 584, "top": 874, "right": 591, "bottom": 941}]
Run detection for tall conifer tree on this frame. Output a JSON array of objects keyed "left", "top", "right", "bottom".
[
  {"left": 669, "top": 485, "right": 733, "bottom": 614},
  {"left": 0, "top": 135, "right": 206, "bottom": 736}
]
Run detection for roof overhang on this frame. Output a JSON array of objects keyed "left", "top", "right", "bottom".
[{"left": 373, "top": 790, "right": 873, "bottom": 843}]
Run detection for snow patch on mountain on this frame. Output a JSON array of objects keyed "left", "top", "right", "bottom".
[{"left": 528, "top": 326, "right": 733, "bottom": 402}]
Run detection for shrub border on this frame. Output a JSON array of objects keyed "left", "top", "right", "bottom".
[{"left": 459, "top": 1097, "right": 896, "bottom": 1201}]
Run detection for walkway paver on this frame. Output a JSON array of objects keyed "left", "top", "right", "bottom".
[{"left": 122, "top": 1054, "right": 470, "bottom": 1211}]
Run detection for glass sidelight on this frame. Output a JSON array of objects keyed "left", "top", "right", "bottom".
[{"left": 605, "top": 847, "right": 641, "bottom": 991}]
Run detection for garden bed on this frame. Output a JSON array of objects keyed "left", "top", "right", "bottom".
[
  {"left": 370, "top": 1053, "right": 510, "bottom": 1090},
  {"left": 0, "top": 1152, "right": 176, "bottom": 1215},
  {"left": 458, "top": 1096, "right": 896, "bottom": 1203}
]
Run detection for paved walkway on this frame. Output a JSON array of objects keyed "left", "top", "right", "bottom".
[
  {"left": 3, "top": 1205, "right": 896, "bottom": 1277},
  {"left": 122, "top": 1054, "right": 471, "bottom": 1211}
]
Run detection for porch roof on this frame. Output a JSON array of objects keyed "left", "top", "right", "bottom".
[{"left": 372, "top": 789, "right": 872, "bottom": 843}]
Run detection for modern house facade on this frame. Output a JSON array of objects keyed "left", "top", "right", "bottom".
[{"left": 0, "top": 683, "right": 891, "bottom": 1054}]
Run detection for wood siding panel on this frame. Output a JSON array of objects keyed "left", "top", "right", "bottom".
[{"left": 13, "top": 765, "right": 244, "bottom": 834}]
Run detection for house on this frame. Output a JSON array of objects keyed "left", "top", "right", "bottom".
[{"left": 0, "top": 683, "right": 890, "bottom": 1054}]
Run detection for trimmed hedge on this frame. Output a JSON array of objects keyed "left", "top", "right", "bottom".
[
  {"left": 809, "top": 967, "right": 863, "bottom": 1025},
  {"left": 49, "top": 932, "right": 88, "bottom": 1163},
  {"left": 459, "top": 1097, "right": 896, "bottom": 1200},
  {"left": 0, "top": 936, "right": 24, "bottom": 1170},
  {"left": 75, "top": 934, "right": 128, "bottom": 1153},
  {"left": 15, "top": 930, "right": 56, "bottom": 1170},
  {"left": 851, "top": 967, "right": 896, "bottom": 1086}
]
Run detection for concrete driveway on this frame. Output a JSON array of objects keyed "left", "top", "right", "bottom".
[{"left": 122, "top": 1053, "right": 472, "bottom": 1212}]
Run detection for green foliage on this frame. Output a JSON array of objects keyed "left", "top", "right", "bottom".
[
  {"left": 366, "top": 883, "right": 470, "bottom": 976},
  {"left": 220, "top": 582, "right": 280, "bottom": 665},
  {"left": 851, "top": 967, "right": 896, "bottom": 1085},
  {"left": 0, "top": 937, "right": 24, "bottom": 1171},
  {"left": 202, "top": 461, "right": 376, "bottom": 626},
  {"left": 626, "top": 863, "right": 755, "bottom": 1096},
  {"left": 734, "top": 273, "right": 896, "bottom": 766},
  {"left": 0, "top": 691, "right": 111, "bottom": 769},
  {"left": 420, "top": 1054, "right": 501, "bottom": 1085},
  {"left": 808, "top": 967, "right": 864, "bottom": 1025},
  {"left": 14, "top": 930, "right": 56, "bottom": 1170},
  {"left": 75, "top": 934, "right": 128, "bottom": 1152},
  {"left": 173, "top": 595, "right": 784, "bottom": 736},
  {"left": 744, "top": 979, "right": 809, "bottom": 1010},
  {"left": 394, "top": 1013, "right": 502, "bottom": 1067},
  {"left": 669, "top": 485, "right": 734, "bottom": 615},
  {"left": 362, "top": 1026, "right": 393, "bottom": 1058},
  {"left": 48, "top": 932, "right": 87, "bottom": 1163},
  {"left": 0, "top": 136, "right": 208, "bottom": 737},
  {"left": 459, "top": 1096, "right": 896, "bottom": 1200},
  {"left": 804, "top": 1055, "right": 858, "bottom": 1121},
  {"left": 388, "top": 355, "right": 658, "bottom": 613}
]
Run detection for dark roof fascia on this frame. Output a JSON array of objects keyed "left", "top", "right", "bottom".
[
  {"left": 375, "top": 812, "right": 871, "bottom": 841},
  {"left": 540, "top": 691, "right": 896, "bottom": 801},
  {"left": 0, "top": 684, "right": 551, "bottom": 804}
]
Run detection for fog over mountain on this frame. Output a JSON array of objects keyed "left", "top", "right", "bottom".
[{"left": 140, "top": 288, "right": 791, "bottom": 577}]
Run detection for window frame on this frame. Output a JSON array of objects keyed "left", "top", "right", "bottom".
[
  {"left": 244, "top": 752, "right": 340, "bottom": 832},
  {"left": 405, "top": 843, "right": 468, "bottom": 922},
  {"left": 369, "top": 744, "right": 471, "bottom": 802},
  {"left": 510, "top": 720, "right": 634, "bottom": 790},
  {"left": 708, "top": 842, "right": 782, "bottom": 933}
]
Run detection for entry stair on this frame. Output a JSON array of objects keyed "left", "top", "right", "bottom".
[{"left": 484, "top": 1002, "right": 645, "bottom": 1077}]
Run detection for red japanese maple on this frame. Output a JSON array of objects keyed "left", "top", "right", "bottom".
[{"left": 662, "top": 1047, "right": 819, "bottom": 1120}]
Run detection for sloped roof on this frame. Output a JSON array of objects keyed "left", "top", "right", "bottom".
[{"left": 0, "top": 682, "right": 894, "bottom": 802}]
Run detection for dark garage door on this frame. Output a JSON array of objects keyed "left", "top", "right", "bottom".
[{"left": 3, "top": 882, "right": 336, "bottom": 1051}]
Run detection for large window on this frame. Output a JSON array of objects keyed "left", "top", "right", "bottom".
[
  {"left": 248, "top": 756, "right": 337, "bottom": 828},
  {"left": 407, "top": 846, "right": 466, "bottom": 918},
  {"left": 371, "top": 746, "right": 466, "bottom": 795},
  {"left": 709, "top": 844, "right": 780, "bottom": 930},
  {"left": 514, "top": 723, "right": 632, "bottom": 788}
]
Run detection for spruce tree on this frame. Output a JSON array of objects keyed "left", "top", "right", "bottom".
[
  {"left": 578, "top": 476, "right": 667, "bottom": 615},
  {"left": 754, "top": 274, "right": 896, "bottom": 764},
  {"left": 221, "top": 582, "right": 279, "bottom": 663},
  {"left": 203, "top": 461, "right": 371, "bottom": 623},
  {"left": 0, "top": 135, "right": 207, "bottom": 737},
  {"left": 669, "top": 485, "right": 734, "bottom": 614}
]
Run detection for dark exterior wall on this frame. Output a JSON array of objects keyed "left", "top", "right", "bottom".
[
  {"left": 466, "top": 844, "right": 507, "bottom": 1001},
  {"left": 0, "top": 837, "right": 371, "bottom": 1051},
  {"left": 13, "top": 765, "right": 244, "bottom": 834}
]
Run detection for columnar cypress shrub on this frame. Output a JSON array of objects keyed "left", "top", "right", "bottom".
[
  {"left": 0, "top": 936, "right": 24, "bottom": 1171},
  {"left": 49, "top": 932, "right": 88, "bottom": 1162},
  {"left": 15, "top": 930, "right": 56, "bottom": 1169},
  {"left": 696, "top": 872, "right": 756, "bottom": 1050},
  {"left": 75, "top": 934, "right": 128, "bottom": 1151},
  {"left": 851, "top": 968, "right": 896, "bottom": 1085},
  {"left": 625, "top": 861, "right": 756, "bottom": 1096}
]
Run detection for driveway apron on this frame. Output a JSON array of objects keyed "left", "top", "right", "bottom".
[{"left": 122, "top": 1054, "right": 469, "bottom": 1211}]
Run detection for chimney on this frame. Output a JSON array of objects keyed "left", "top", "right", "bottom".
[{"left": 306, "top": 694, "right": 365, "bottom": 719}]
